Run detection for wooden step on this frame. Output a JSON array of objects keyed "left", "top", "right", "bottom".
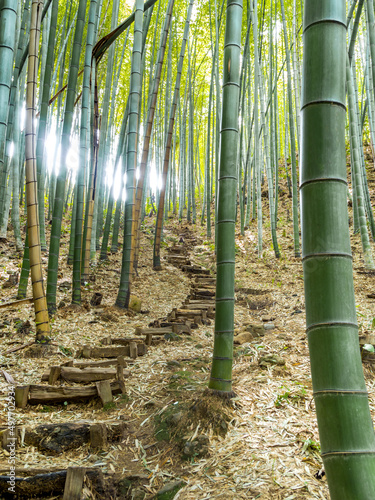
[
  {"left": 180, "top": 304, "right": 215, "bottom": 319},
  {"left": 191, "top": 289, "right": 215, "bottom": 300},
  {"left": 1, "top": 421, "right": 126, "bottom": 452},
  {"left": 167, "top": 245, "right": 187, "bottom": 255},
  {"left": 15, "top": 381, "right": 124, "bottom": 407},
  {"left": 193, "top": 277, "right": 216, "bottom": 284},
  {"left": 41, "top": 366, "right": 131, "bottom": 384},
  {"left": 181, "top": 265, "right": 210, "bottom": 275},
  {"left": 137, "top": 322, "right": 192, "bottom": 335},
  {"left": 0, "top": 468, "right": 104, "bottom": 499},
  {"left": 73, "top": 357, "right": 128, "bottom": 369},
  {"left": 168, "top": 308, "right": 207, "bottom": 325},
  {"left": 185, "top": 299, "right": 215, "bottom": 307},
  {"left": 191, "top": 283, "right": 215, "bottom": 290},
  {"left": 78, "top": 343, "right": 147, "bottom": 359},
  {"left": 167, "top": 255, "right": 190, "bottom": 263}
]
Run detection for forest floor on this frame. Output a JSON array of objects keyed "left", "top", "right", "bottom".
[{"left": 0, "top": 161, "right": 375, "bottom": 499}]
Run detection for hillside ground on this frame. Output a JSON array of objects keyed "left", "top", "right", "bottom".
[{"left": 0, "top": 162, "right": 375, "bottom": 499}]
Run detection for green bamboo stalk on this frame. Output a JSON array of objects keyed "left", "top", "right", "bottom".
[
  {"left": 71, "top": 0, "right": 99, "bottom": 304},
  {"left": 115, "top": 0, "right": 144, "bottom": 309},
  {"left": 252, "top": 0, "right": 262, "bottom": 256},
  {"left": 10, "top": 87, "right": 22, "bottom": 251},
  {"left": 46, "top": 0, "right": 88, "bottom": 314},
  {"left": 36, "top": 0, "right": 58, "bottom": 252},
  {"left": 132, "top": 0, "right": 175, "bottom": 271},
  {"left": 208, "top": 0, "right": 243, "bottom": 396},
  {"left": 346, "top": 53, "right": 375, "bottom": 269},
  {"left": 301, "top": 2, "right": 375, "bottom": 496},
  {"left": 94, "top": 0, "right": 120, "bottom": 251},
  {"left": 0, "top": 0, "right": 18, "bottom": 226},
  {"left": 280, "top": 0, "right": 300, "bottom": 257},
  {"left": 153, "top": 0, "right": 194, "bottom": 268}
]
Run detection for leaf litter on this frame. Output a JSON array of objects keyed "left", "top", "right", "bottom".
[{"left": 0, "top": 176, "right": 374, "bottom": 498}]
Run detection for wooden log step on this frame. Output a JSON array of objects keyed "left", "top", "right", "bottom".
[
  {"left": 181, "top": 265, "right": 210, "bottom": 274},
  {"left": 2, "top": 421, "right": 127, "bottom": 452},
  {"left": 136, "top": 323, "right": 192, "bottom": 335},
  {"left": 161, "top": 318, "right": 198, "bottom": 330},
  {"left": 167, "top": 245, "right": 187, "bottom": 255},
  {"left": 16, "top": 381, "right": 123, "bottom": 406},
  {"left": 100, "top": 336, "right": 145, "bottom": 346},
  {"left": 190, "top": 284, "right": 216, "bottom": 294},
  {"left": 192, "top": 284, "right": 215, "bottom": 291},
  {"left": 138, "top": 329, "right": 172, "bottom": 337},
  {"left": 192, "top": 289, "right": 215, "bottom": 299},
  {"left": 79, "top": 343, "right": 147, "bottom": 359},
  {"left": 184, "top": 299, "right": 215, "bottom": 307},
  {"left": 168, "top": 309, "right": 205, "bottom": 325},
  {"left": 0, "top": 469, "right": 104, "bottom": 499},
  {"left": 175, "top": 308, "right": 207, "bottom": 319},
  {"left": 180, "top": 304, "right": 214, "bottom": 311},
  {"left": 180, "top": 304, "right": 215, "bottom": 319},
  {"left": 110, "top": 338, "right": 151, "bottom": 354},
  {"left": 135, "top": 326, "right": 171, "bottom": 335},
  {"left": 193, "top": 277, "right": 216, "bottom": 284},
  {"left": 73, "top": 357, "right": 128, "bottom": 369},
  {"left": 169, "top": 322, "right": 193, "bottom": 333},
  {"left": 193, "top": 288, "right": 215, "bottom": 295},
  {"left": 81, "top": 345, "right": 129, "bottom": 358},
  {"left": 167, "top": 254, "right": 190, "bottom": 262},
  {"left": 41, "top": 366, "right": 131, "bottom": 384}
]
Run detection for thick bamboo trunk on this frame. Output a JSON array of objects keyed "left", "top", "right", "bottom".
[
  {"left": 25, "top": 0, "right": 50, "bottom": 342},
  {"left": 301, "top": 1, "right": 375, "bottom": 497},
  {"left": 208, "top": 0, "right": 243, "bottom": 396}
]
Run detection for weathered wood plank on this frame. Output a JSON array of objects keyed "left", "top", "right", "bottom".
[
  {"left": 63, "top": 467, "right": 86, "bottom": 500},
  {"left": 90, "top": 424, "right": 107, "bottom": 450},
  {"left": 191, "top": 283, "right": 216, "bottom": 290},
  {"left": 48, "top": 366, "right": 61, "bottom": 386},
  {"left": 175, "top": 308, "right": 207, "bottom": 318},
  {"left": 129, "top": 342, "right": 137, "bottom": 359},
  {"left": 73, "top": 357, "right": 127, "bottom": 369},
  {"left": 84, "top": 346, "right": 130, "bottom": 358},
  {"left": 61, "top": 367, "right": 115, "bottom": 383},
  {"left": 26, "top": 382, "right": 122, "bottom": 404},
  {"left": 15, "top": 386, "right": 29, "bottom": 408},
  {"left": 95, "top": 380, "right": 113, "bottom": 405},
  {"left": 101, "top": 336, "right": 145, "bottom": 345},
  {"left": 9, "top": 421, "right": 126, "bottom": 453},
  {"left": 0, "top": 469, "right": 104, "bottom": 499},
  {"left": 182, "top": 303, "right": 215, "bottom": 310},
  {"left": 181, "top": 265, "right": 210, "bottom": 274},
  {"left": 135, "top": 326, "right": 172, "bottom": 335}
]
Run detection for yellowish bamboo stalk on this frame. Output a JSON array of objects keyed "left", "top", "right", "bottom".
[{"left": 25, "top": 0, "right": 50, "bottom": 342}]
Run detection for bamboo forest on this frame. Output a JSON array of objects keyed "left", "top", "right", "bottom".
[{"left": 1, "top": 0, "right": 375, "bottom": 498}]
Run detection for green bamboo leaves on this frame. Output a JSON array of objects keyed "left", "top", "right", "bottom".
[
  {"left": 301, "top": 1, "right": 375, "bottom": 497},
  {"left": 208, "top": 0, "right": 243, "bottom": 396}
]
